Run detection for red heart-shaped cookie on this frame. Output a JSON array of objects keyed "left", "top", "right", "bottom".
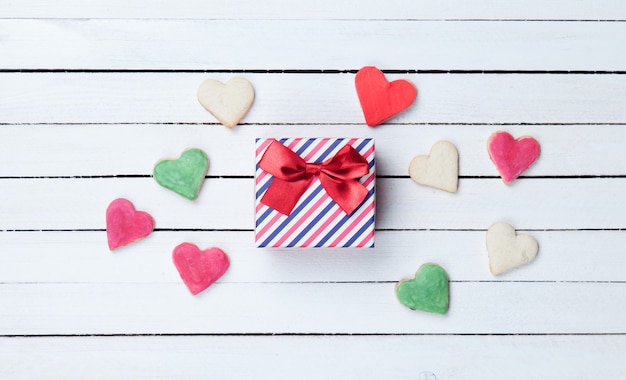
[
  {"left": 355, "top": 66, "right": 417, "bottom": 126},
  {"left": 106, "top": 198, "right": 154, "bottom": 250},
  {"left": 487, "top": 131, "right": 540, "bottom": 184},
  {"left": 172, "top": 243, "right": 230, "bottom": 295}
]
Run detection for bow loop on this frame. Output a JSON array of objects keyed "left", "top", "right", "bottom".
[{"left": 258, "top": 140, "right": 369, "bottom": 216}]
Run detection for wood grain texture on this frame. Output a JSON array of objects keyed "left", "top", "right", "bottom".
[
  {"left": 2, "top": 335, "right": 624, "bottom": 380},
  {"left": 1, "top": 73, "right": 625, "bottom": 124},
  {"left": 2, "top": 230, "right": 625, "bottom": 283},
  {"left": 2, "top": 123, "right": 626, "bottom": 177},
  {"left": 1, "top": 1, "right": 625, "bottom": 378},
  {"left": 2, "top": 20, "right": 626, "bottom": 70},
  {"left": 1, "top": 177, "right": 625, "bottom": 230},
  {"left": 2, "top": 282, "right": 625, "bottom": 335},
  {"left": 3, "top": 0, "right": 626, "bottom": 20}
]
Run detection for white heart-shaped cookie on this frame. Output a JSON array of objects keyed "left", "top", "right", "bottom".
[
  {"left": 408, "top": 141, "right": 459, "bottom": 192},
  {"left": 486, "top": 222, "right": 538, "bottom": 275},
  {"left": 197, "top": 77, "right": 254, "bottom": 128}
]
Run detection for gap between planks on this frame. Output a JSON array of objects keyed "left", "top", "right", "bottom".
[
  {"left": 2, "top": 175, "right": 626, "bottom": 179},
  {"left": 3, "top": 332, "right": 626, "bottom": 338},
  {"left": 2, "top": 69, "right": 626, "bottom": 74}
]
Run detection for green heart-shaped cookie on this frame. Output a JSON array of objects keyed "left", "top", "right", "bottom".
[
  {"left": 153, "top": 148, "right": 209, "bottom": 200},
  {"left": 395, "top": 263, "right": 449, "bottom": 314}
]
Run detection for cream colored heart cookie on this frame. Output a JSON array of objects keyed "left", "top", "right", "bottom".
[
  {"left": 197, "top": 77, "right": 254, "bottom": 128},
  {"left": 486, "top": 222, "right": 538, "bottom": 275},
  {"left": 408, "top": 141, "right": 458, "bottom": 193}
]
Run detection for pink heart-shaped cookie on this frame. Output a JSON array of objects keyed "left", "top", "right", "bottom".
[
  {"left": 106, "top": 198, "right": 154, "bottom": 250},
  {"left": 487, "top": 131, "right": 540, "bottom": 184},
  {"left": 355, "top": 66, "right": 417, "bottom": 127},
  {"left": 172, "top": 243, "right": 230, "bottom": 295}
]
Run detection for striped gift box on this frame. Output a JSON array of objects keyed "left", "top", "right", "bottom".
[{"left": 255, "top": 137, "right": 375, "bottom": 248}]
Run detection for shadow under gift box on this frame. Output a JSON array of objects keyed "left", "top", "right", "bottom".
[{"left": 255, "top": 137, "right": 376, "bottom": 248}]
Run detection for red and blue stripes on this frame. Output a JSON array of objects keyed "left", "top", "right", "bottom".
[{"left": 255, "top": 138, "right": 375, "bottom": 248}]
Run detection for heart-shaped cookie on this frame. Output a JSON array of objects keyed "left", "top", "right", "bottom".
[
  {"left": 355, "top": 66, "right": 417, "bottom": 127},
  {"left": 487, "top": 131, "right": 540, "bottom": 184},
  {"left": 395, "top": 263, "right": 449, "bottom": 314},
  {"left": 172, "top": 243, "right": 230, "bottom": 295},
  {"left": 197, "top": 77, "right": 255, "bottom": 128},
  {"left": 106, "top": 198, "right": 154, "bottom": 250},
  {"left": 153, "top": 148, "right": 209, "bottom": 200},
  {"left": 409, "top": 141, "right": 459, "bottom": 193},
  {"left": 486, "top": 222, "right": 538, "bottom": 275}
]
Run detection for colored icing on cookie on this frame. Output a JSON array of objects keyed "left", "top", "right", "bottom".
[
  {"left": 153, "top": 148, "right": 209, "bottom": 200},
  {"left": 487, "top": 131, "right": 539, "bottom": 184},
  {"left": 105, "top": 198, "right": 154, "bottom": 250},
  {"left": 395, "top": 263, "right": 449, "bottom": 314},
  {"left": 355, "top": 66, "right": 417, "bottom": 126},
  {"left": 172, "top": 243, "right": 230, "bottom": 295}
]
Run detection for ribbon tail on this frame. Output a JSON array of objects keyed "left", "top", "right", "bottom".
[
  {"left": 261, "top": 177, "right": 311, "bottom": 216},
  {"left": 321, "top": 176, "right": 369, "bottom": 215}
]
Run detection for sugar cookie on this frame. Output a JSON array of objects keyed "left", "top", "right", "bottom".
[
  {"left": 153, "top": 148, "right": 208, "bottom": 200},
  {"left": 355, "top": 66, "right": 417, "bottom": 126},
  {"left": 105, "top": 198, "right": 154, "bottom": 250},
  {"left": 486, "top": 222, "right": 538, "bottom": 275},
  {"left": 408, "top": 141, "right": 458, "bottom": 192},
  {"left": 487, "top": 131, "right": 539, "bottom": 184},
  {"left": 395, "top": 263, "right": 449, "bottom": 314},
  {"left": 172, "top": 243, "right": 230, "bottom": 295},
  {"left": 197, "top": 77, "right": 254, "bottom": 128}
]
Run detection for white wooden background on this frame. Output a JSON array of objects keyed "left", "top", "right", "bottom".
[{"left": 1, "top": 1, "right": 626, "bottom": 378}]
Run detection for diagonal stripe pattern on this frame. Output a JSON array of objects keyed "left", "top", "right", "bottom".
[{"left": 255, "top": 138, "right": 375, "bottom": 248}]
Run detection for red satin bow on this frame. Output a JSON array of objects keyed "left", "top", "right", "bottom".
[{"left": 259, "top": 140, "right": 370, "bottom": 216}]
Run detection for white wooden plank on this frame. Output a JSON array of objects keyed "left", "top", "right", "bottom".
[
  {"left": 2, "top": 20, "right": 625, "bottom": 70},
  {"left": 1, "top": 73, "right": 625, "bottom": 124},
  {"left": 3, "top": 0, "right": 626, "bottom": 20},
  {"left": 1, "top": 123, "right": 626, "bottom": 177},
  {"left": 0, "top": 177, "right": 624, "bottom": 230},
  {"left": 1, "top": 230, "right": 624, "bottom": 283},
  {"left": 1, "top": 282, "right": 624, "bottom": 334},
  {"left": 1, "top": 335, "right": 624, "bottom": 380}
]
